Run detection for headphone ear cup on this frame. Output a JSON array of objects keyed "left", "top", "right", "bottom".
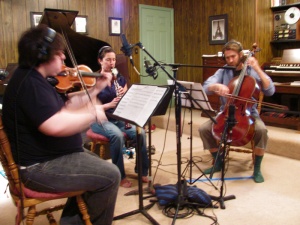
[
  {"left": 37, "top": 43, "right": 48, "bottom": 61},
  {"left": 37, "top": 27, "right": 56, "bottom": 61}
]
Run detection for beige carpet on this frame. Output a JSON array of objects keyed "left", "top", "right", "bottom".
[{"left": 1, "top": 127, "right": 300, "bottom": 225}]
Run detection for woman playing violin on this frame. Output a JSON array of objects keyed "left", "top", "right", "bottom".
[
  {"left": 198, "top": 40, "right": 275, "bottom": 183},
  {"left": 2, "top": 25, "right": 120, "bottom": 224},
  {"left": 90, "top": 46, "right": 149, "bottom": 188}
]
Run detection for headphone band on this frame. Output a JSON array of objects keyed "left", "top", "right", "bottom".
[
  {"left": 223, "top": 40, "right": 243, "bottom": 53},
  {"left": 98, "top": 46, "right": 111, "bottom": 57}
]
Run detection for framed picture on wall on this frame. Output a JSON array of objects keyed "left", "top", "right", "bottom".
[
  {"left": 109, "top": 17, "right": 122, "bottom": 36},
  {"left": 30, "top": 12, "right": 43, "bottom": 27},
  {"left": 209, "top": 14, "right": 228, "bottom": 45},
  {"left": 74, "top": 15, "right": 88, "bottom": 35}
]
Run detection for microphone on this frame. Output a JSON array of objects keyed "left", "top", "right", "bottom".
[
  {"left": 120, "top": 34, "right": 134, "bottom": 66},
  {"left": 144, "top": 59, "right": 158, "bottom": 79}
]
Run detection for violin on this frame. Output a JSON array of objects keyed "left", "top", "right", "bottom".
[
  {"left": 55, "top": 64, "right": 101, "bottom": 93},
  {"left": 212, "top": 43, "right": 260, "bottom": 146}
]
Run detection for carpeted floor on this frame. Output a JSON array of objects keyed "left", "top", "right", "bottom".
[{"left": 1, "top": 127, "right": 300, "bottom": 225}]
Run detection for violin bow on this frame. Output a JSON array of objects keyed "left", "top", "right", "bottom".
[{"left": 60, "top": 28, "right": 103, "bottom": 127}]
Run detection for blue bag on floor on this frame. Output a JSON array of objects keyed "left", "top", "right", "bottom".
[
  {"left": 154, "top": 184, "right": 178, "bottom": 206},
  {"left": 154, "top": 183, "right": 211, "bottom": 206}
]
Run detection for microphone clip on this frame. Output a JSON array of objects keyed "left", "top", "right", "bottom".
[{"left": 144, "top": 59, "right": 158, "bottom": 79}]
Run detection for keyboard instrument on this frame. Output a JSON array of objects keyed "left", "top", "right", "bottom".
[{"left": 262, "top": 48, "right": 300, "bottom": 130}]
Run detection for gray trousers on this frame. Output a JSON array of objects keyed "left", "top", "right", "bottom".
[
  {"left": 198, "top": 116, "right": 268, "bottom": 150},
  {"left": 20, "top": 149, "right": 120, "bottom": 225}
]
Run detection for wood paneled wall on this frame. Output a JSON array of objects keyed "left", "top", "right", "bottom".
[{"left": 0, "top": 0, "right": 299, "bottom": 84}]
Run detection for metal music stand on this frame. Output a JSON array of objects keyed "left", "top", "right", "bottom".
[
  {"left": 111, "top": 84, "right": 174, "bottom": 225},
  {"left": 177, "top": 81, "right": 217, "bottom": 187},
  {"left": 124, "top": 84, "right": 175, "bottom": 198}
]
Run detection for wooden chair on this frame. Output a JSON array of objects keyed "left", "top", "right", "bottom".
[
  {"left": 86, "top": 128, "right": 129, "bottom": 159},
  {"left": 228, "top": 91, "right": 264, "bottom": 163},
  {"left": 0, "top": 116, "right": 92, "bottom": 225},
  {"left": 86, "top": 128, "right": 110, "bottom": 159}
]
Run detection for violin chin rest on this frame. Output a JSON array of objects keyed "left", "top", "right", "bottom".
[{"left": 47, "top": 76, "right": 59, "bottom": 86}]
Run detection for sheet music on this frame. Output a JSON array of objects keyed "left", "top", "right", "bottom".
[
  {"left": 177, "top": 80, "right": 214, "bottom": 111},
  {"left": 113, "top": 84, "right": 168, "bottom": 127}
]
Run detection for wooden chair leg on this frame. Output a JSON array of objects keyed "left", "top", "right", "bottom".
[
  {"left": 90, "top": 141, "right": 96, "bottom": 153},
  {"left": 76, "top": 195, "right": 92, "bottom": 225},
  {"left": 47, "top": 212, "right": 57, "bottom": 225},
  {"left": 99, "top": 143, "right": 106, "bottom": 159},
  {"left": 251, "top": 140, "right": 255, "bottom": 164},
  {"left": 26, "top": 206, "right": 36, "bottom": 225}
]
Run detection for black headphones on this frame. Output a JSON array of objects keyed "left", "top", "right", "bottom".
[
  {"left": 222, "top": 40, "right": 243, "bottom": 60},
  {"left": 37, "top": 27, "right": 56, "bottom": 61}
]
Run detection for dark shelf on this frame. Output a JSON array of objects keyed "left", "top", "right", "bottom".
[
  {"left": 271, "top": 3, "right": 300, "bottom": 11},
  {"left": 271, "top": 39, "right": 300, "bottom": 44}
]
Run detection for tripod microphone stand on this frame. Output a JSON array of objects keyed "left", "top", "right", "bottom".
[
  {"left": 209, "top": 104, "right": 236, "bottom": 209},
  {"left": 159, "top": 66, "right": 217, "bottom": 225}
]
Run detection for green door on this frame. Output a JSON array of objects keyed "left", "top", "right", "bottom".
[{"left": 139, "top": 5, "right": 174, "bottom": 86}]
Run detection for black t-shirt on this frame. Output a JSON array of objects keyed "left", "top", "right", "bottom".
[{"left": 2, "top": 67, "right": 83, "bottom": 166}]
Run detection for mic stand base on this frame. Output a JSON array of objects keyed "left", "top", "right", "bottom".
[
  {"left": 209, "top": 122, "right": 236, "bottom": 209},
  {"left": 210, "top": 194, "right": 236, "bottom": 210}
]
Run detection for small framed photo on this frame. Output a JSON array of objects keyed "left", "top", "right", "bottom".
[
  {"left": 109, "top": 17, "right": 122, "bottom": 36},
  {"left": 74, "top": 15, "right": 88, "bottom": 35},
  {"left": 209, "top": 14, "right": 228, "bottom": 45},
  {"left": 30, "top": 12, "right": 43, "bottom": 28}
]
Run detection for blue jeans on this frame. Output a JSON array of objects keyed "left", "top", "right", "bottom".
[
  {"left": 20, "top": 150, "right": 120, "bottom": 225},
  {"left": 91, "top": 120, "right": 149, "bottom": 179}
]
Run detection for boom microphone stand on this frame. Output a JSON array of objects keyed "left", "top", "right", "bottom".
[
  {"left": 120, "top": 34, "right": 235, "bottom": 224},
  {"left": 209, "top": 105, "right": 236, "bottom": 209}
]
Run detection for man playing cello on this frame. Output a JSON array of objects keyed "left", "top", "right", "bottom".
[{"left": 198, "top": 40, "right": 275, "bottom": 183}]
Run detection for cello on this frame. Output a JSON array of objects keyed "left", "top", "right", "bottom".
[{"left": 212, "top": 44, "right": 261, "bottom": 146}]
